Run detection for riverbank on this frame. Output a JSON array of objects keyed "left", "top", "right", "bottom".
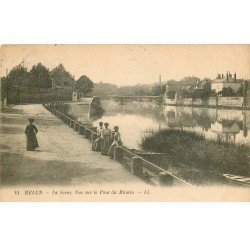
[
  {"left": 141, "top": 129, "right": 250, "bottom": 185},
  {"left": 0, "top": 104, "right": 143, "bottom": 187},
  {"left": 164, "top": 103, "right": 250, "bottom": 110},
  {"left": 164, "top": 96, "right": 250, "bottom": 110}
]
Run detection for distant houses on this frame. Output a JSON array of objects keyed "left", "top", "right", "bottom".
[{"left": 211, "top": 72, "right": 243, "bottom": 93}]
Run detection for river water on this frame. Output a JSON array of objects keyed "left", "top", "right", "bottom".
[{"left": 69, "top": 100, "right": 250, "bottom": 149}]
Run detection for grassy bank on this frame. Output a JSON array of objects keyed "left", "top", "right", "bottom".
[{"left": 141, "top": 129, "right": 249, "bottom": 178}]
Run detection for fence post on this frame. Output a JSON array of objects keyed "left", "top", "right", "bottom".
[
  {"left": 158, "top": 172, "right": 173, "bottom": 186},
  {"left": 84, "top": 129, "right": 89, "bottom": 138},
  {"left": 74, "top": 122, "right": 78, "bottom": 131},
  {"left": 78, "top": 125, "right": 83, "bottom": 134},
  {"left": 114, "top": 146, "right": 123, "bottom": 162},
  {"left": 131, "top": 157, "right": 143, "bottom": 177}
]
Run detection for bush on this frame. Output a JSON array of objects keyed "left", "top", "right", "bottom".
[{"left": 141, "top": 129, "right": 249, "bottom": 176}]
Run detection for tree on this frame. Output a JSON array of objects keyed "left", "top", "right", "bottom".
[
  {"left": 29, "top": 63, "right": 52, "bottom": 88},
  {"left": 181, "top": 76, "right": 200, "bottom": 86},
  {"left": 93, "top": 82, "right": 118, "bottom": 96},
  {"left": 218, "top": 87, "right": 236, "bottom": 97},
  {"left": 151, "top": 83, "right": 163, "bottom": 96},
  {"left": 1, "top": 77, "right": 7, "bottom": 100},
  {"left": 50, "top": 64, "right": 75, "bottom": 86},
  {"left": 236, "top": 85, "right": 243, "bottom": 97},
  {"left": 74, "top": 75, "right": 94, "bottom": 93},
  {"left": 7, "top": 64, "right": 29, "bottom": 88}
]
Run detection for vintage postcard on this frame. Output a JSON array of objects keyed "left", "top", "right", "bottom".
[{"left": 0, "top": 44, "right": 249, "bottom": 201}]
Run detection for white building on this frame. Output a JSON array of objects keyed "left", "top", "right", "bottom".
[{"left": 211, "top": 72, "right": 243, "bottom": 93}]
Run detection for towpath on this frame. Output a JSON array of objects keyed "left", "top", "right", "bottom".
[{"left": 0, "top": 104, "right": 143, "bottom": 187}]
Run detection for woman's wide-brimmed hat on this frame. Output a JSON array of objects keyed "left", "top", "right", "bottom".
[
  {"left": 29, "top": 118, "right": 35, "bottom": 122},
  {"left": 104, "top": 122, "right": 109, "bottom": 126}
]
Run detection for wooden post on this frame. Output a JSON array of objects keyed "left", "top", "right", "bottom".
[
  {"left": 158, "top": 172, "right": 173, "bottom": 186},
  {"left": 84, "top": 129, "right": 89, "bottom": 138},
  {"left": 74, "top": 123, "right": 78, "bottom": 131},
  {"left": 114, "top": 146, "right": 123, "bottom": 162},
  {"left": 78, "top": 125, "right": 83, "bottom": 134},
  {"left": 131, "top": 157, "right": 143, "bottom": 177}
]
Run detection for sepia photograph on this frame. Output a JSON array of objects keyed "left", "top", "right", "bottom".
[
  {"left": 0, "top": 44, "right": 250, "bottom": 201},
  {"left": 1, "top": 1, "right": 250, "bottom": 250}
]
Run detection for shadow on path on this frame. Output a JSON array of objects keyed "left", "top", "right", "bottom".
[{"left": 0, "top": 152, "right": 111, "bottom": 186}]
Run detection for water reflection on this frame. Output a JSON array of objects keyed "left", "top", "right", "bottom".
[
  {"left": 69, "top": 100, "right": 250, "bottom": 149},
  {"left": 163, "top": 106, "right": 249, "bottom": 146}
]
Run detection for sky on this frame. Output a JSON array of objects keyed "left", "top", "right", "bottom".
[{"left": 1, "top": 44, "right": 249, "bottom": 85}]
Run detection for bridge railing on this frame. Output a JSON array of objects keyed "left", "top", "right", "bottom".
[{"left": 43, "top": 102, "right": 193, "bottom": 187}]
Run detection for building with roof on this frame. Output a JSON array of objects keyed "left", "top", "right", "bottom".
[{"left": 211, "top": 72, "right": 243, "bottom": 93}]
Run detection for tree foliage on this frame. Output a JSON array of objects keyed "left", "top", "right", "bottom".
[
  {"left": 152, "top": 83, "right": 166, "bottom": 96},
  {"left": 50, "top": 64, "right": 75, "bottom": 86},
  {"left": 74, "top": 75, "right": 94, "bottom": 93},
  {"left": 218, "top": 87, "right": 236, "bottom": 97},
  {"left": 236, "top": 85, "right": 243, "bottom": 97},
  {"left": 6, "top": 63, "right": 53, "bottom": 89},
  {"left": 29, "top": 63, "right": 52, "bottom": 88},
  {"left": 7, "top": 64, "right": 29, "bottom": 88},
  {"left": 1, "top": 77, "right": 8, "bottom": 100},
  {"left": 93, "top": 82, "right": 118, "bottom": 96},
  {"left": 181, "top": 76, "right": 200, "bottom": 86}
]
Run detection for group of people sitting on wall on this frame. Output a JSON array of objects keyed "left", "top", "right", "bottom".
[{"left": 92, "top": 122, "right": 122, "bottom": 159}]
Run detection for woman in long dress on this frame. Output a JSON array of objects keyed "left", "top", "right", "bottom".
[
  {"left": 101, "top": 122, "right": 112, "bottom": 155},
  {"left": 25, "top": 118, "right": 39, "bottom": 151},
  {"left": 92, "top": 122, "right": 103, "bottom": 151},
  {"left": 108, "top": 126, "right": 122, "bottom": 159}
]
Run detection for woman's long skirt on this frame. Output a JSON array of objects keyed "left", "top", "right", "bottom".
[
  {"left": 101, "top": 137, "right": 112, "bottom": 155},
  {"left": 26, "top": 132, "right": 39, "bottom": 151}
]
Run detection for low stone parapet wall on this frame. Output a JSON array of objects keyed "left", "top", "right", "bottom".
[{"left": 165, "top": 96, "right": 245, "bottom": 108}]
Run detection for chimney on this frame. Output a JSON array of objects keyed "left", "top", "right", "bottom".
[
  {"left": 222, "top": 74, "right": 224, "bottom": 79},
  {"left": 234, "top": 72, "right": 236, "bottom": 82},
  {"left": 217, "top": 74, "right": 221, "bottom": 79},
  {"left": 226, "top": 71, "right": 229, "bottom": 82}
]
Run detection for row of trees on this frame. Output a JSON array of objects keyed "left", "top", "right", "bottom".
[
  {"left": 1, "top": 63, "right": 94, "bottom": 95},
  {"left": 2, "top": 64, "right": 244, "bottom": 99}
]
